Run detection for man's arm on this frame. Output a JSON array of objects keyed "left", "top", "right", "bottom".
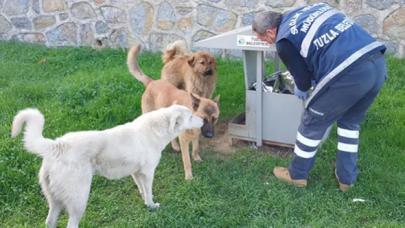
[{"left": 276, "top": 39, "right": 312, "bottom": 92}]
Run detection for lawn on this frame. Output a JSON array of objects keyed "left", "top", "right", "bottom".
[{"left": 0, "top": 41, "right": 404, "bottom": 227}]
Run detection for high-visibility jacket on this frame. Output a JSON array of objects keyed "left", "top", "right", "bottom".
[{"left": 276, "top": 3, "right": 386, "bottom": 107}]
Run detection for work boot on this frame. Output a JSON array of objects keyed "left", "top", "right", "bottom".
[
  {"left": 338, "top": 183, "right": 352, "bottom": 192},
  {"left": 273, "top": 167, "right": 307, "bottom": 187},
  {"left": 335, "top": 169, "right": 353, "bottom": 192}
]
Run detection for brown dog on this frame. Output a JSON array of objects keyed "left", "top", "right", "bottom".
[
  {"left": 127, "top": 44, "right": 220, "bottom": 180},
  {"left": 161, "top": 40, "right": 217, "bottom": 98}
]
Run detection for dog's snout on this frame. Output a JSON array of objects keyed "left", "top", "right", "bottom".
[
  {"left": 203, "top": 131, "right": 213, "bottom": 138},
  {"left": 201, "top": 120, "right": 214, "bottom": 138},
  {"left": 204, "top": 69, "right": 213, "bottom": 76}
]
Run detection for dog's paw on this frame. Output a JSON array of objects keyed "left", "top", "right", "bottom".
[
  {"left": 193, "top": 155, "right": 203, "bottom": 162},
  {"left": 185, "top": 174, "right": 193, "bottom": 180},
  {"left": 147, "top": 202, "right": 160, "bottom": 209}
]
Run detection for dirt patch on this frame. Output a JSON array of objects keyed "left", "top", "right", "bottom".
[{"left": 200, "top": 120, "right": 293, "bottom": 158}]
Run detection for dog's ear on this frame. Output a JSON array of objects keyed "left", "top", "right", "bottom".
[
  {"left": 188, "top": 56, "right": 195, "bottom": 67},
  {"left": 190, "top": 93, "right": 201, "bottom": 111},
  {"left": 169, "top": 111, "right": 184, "bottom": 133}
]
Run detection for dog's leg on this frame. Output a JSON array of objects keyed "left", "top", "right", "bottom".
[
  {"left": 191, "top": 137, "right": 202, "bottom": 161},
  {"left": 39, "top": 166, "right": 63, "bottom": 228},
  {"left": 171, "top": 138, "right": 180, "bottom": 152},
  {"left": 131, "top": 173, "right": 145, "bottom": 200},
  {"left": 45, "top": 198, "right": 63, "bottom": 228},
  {"left": 66, "top": 189, "right": 90, "bottom": 228},
  {"left": 139, "top": 170, "right": 159, "bottom": 209},
  {"left": 65, "top": 171, "right": 92, "bottom": 228},
  {"left": 179, "top": 135, "right": 193, "bottom": 180},
  {"left": 66, "top": 212, "right": 82, "bottom": 228},
  {"left": 40, "top": 167, "right": 62, "bottom": 228}
]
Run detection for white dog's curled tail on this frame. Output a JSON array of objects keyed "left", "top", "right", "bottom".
[{"left": 11, "top": 108, "right": 55, "bottom": 157}]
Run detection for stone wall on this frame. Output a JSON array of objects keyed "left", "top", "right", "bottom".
[{"left": 0, "top": 0, "right": 404, "bottom": 57}]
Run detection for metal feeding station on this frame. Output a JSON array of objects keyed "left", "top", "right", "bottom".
[{"left": 194, "top": 26, "right": 303, "bottom": 148}]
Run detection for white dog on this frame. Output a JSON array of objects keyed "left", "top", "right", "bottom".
[{"left": 11, "top": 105, "right": 203, "bottom": 228}]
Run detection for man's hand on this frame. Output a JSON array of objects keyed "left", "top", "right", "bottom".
[{"left": 294, "top": 85, "right": 309, "bottom": 100}]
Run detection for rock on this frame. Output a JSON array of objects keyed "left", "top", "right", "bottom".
[
  {"left": 32, "top": 0, "right": 40, "bottom": 14},
  {"left": 157, "top": 1, "right": 176, "bottom": 30},
  {"left": 100, "top": 6, "right": 126, "bottom": 24},
  {"left": 265, "top": 0, "right": 295, "bottom": 8},
  {"left": 42, "top": 0, "right": 67, "bottom": 13},
  {"left": 13, "top": 33, "right": 46, "bottom": 44},
  {"left": 192, "top": 29, "right": 216, "bottom": 42},
  {"left": 149, "top": 32, "right": 184, "bottom": 51},
  {"left": 307, "top": 0, "right": 339, "bottom": 7},
  {"left": 225, "top": 0, "right": 259, "bottom": 9},
  {"left": 71, "top": 2, "right": 96, "bottom": 20},
  {"left": 344, "top": 0, "right": 362, "bottom": 16},
  {"left": 176, "top": 7, "right": 193, "bottom": 16},
  {"left": 383, "top": 7, "right": 405, "bottom": 40},
  {"left": 80, "top": 23, "right": 94, "bottom": 46},
  {"left": 46, "top": 22, "right": 78, "bottom": 46},
  {"left": 177, "top": 17, "right": 193, "bottom": 35},
  {"left": 128, "top": 2, "right": 154, "bottom": 36},
  {"left": 354, "top": 14, "right": 378, "bottom": 35},
  {"left": 95, "top": 21, "right": 109, "bottom": 34},
  {"left": 197, "top": 4, "right": 237, "bottom": 33},
  {"left": 33, "top": 15, "right": 56, "bottom": 30},
  {"left": 109, "top": 28, "right": 128, "bottom": 48},
  {"left": 11, "top": 17, "right": 32, "bottom": 30},
  {"left": 366, "top": 0, "right": 396, "bottom": 10},
  {"left": 241, "top": 12, "right": 256, "bottom": 26},
  {"left": 3, "top": 0, "right": 29, "bottom": 16}
]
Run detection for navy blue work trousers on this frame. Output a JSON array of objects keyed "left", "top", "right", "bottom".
[{"left": 289, "top": 53, "right": 386, "bottom": 185}]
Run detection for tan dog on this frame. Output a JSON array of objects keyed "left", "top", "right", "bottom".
[
  {"left": 127, "top": 44, "right": 220, "bottom": 180},
  {"left": 161, "top": 40, "right": 217, "bottom": 98}
]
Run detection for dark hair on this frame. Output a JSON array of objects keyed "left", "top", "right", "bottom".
[{"left": 252, "top": 11, "right": 282, "bottom": 34}]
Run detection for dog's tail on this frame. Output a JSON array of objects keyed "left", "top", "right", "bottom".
[
  {"left": 162, "top": 40, "right": 189, "bottom": 64},
  {"left": 127, "top": 44, "right": 152, "bottom": 87},
  {"left": 11, "top": 108, "right": 55, "bottom": 158}
]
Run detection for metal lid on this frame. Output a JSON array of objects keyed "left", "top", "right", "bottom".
[{"left": 194, "top": 26, "right": 277, "bottom": 51}]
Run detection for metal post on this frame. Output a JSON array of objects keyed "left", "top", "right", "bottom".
[
  {"left": 256, "top": 51, "right": 263, "bottom": 147},
  {"left": 274, "top": 53, "right": 280, "bottom": 72}
]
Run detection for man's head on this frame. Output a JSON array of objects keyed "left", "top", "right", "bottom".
[{"left": 252, "top": 11, "right": 282, "bottom": 44}]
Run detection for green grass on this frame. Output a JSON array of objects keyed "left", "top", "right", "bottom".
[{"left": 0, "top": 41, "right": 404, "bottom": 227}]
